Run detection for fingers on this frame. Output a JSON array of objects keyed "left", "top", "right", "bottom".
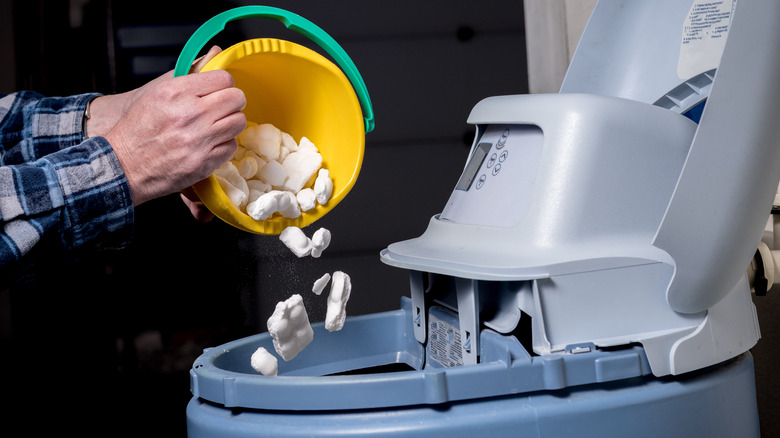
[
  {"left": 202, "top": 86, "right": 247, "bottom": 126},
  {"left": 190, "top": 78, "right": 246, "bottom": 152},
  {"left": 181, "top": 69, "right": 236, "bottom": 97},
  {"left": 180, "top": 191, "right": 215, "bottom": 223},
  {"left": 190, "top": 45, "right": 223, "bottom": 74},
  {"left": 209, "top": 138, "right": 240, "bottom": 168}
]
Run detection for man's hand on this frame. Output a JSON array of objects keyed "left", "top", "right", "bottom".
[{"left": 104, "top": 59, "right": 246, "bottom": 207}]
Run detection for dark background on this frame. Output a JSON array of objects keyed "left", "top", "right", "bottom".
[
  {"left": 0, "top": 0, "right": 527, "bottom": 435},
  {"left": 0, "top": 1, "right": 777, "bottom": 437}
]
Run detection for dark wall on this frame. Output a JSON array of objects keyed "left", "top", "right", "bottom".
[{"left": 0, "top": 0, "right": 527, "bottom": 436}]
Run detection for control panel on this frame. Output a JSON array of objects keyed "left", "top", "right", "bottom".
[{"left": 441, "top": 124, "right": 543, "bottom": 227}]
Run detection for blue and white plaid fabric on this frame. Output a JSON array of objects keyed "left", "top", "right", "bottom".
[{"left": 0, "top": 91, "right": 134, "bottom": 271}]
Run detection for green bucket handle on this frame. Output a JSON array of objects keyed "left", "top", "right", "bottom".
[{"left": 173, "top": 5, "right": 375, "bottom": 133}]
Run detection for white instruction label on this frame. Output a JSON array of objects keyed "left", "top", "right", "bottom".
[
  {"left": 427, "top": 313, "right": 462, "bottom": 367},
  {"left": 678, "top": 0, "right": 736, "bottom": 79}
]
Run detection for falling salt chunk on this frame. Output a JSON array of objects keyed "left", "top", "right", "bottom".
[
  {"left": 296, "top": 188, "right": 316, "bottom": 212},
  {"left": 312, "top": 273, "right": 331, "bottom": 295},
  {"left": 267, "top": 294, "right": 314, "bottom": 361},
  {"left": 325, "top": 271, "right": 351, "bottom": 332},
  {"left": 279, "top": 226, "right": 312, "bottom": 258},
  {"left": 311, "top": 228, "right": 331, "bottom": 258},
  {"left": 250, "top": 347, "right": 278, "bottom": 376},
  {"left": 314, "top": 169, "right": 333, "bottom": 205}
]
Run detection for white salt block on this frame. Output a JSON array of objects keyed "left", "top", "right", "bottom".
[
  {"left": 312, "top": 273, "right": 331, "bottom": 295},
  {"left": 246, "top": 179, "right": 271, "bottom": 194},
  {"left": 246, "top": 191, "right": 300, "bottom": 220},
  {"left": 314, "top": 169, "right": 333, "bottom": 205},
  {"left": 298, "top": 136, "right": 319, "bottom": 153},
  {"left": 296, "top": 188, "right": 316, "bottom": 212},
  {"left": 277, "top": 191, "right": 301, "bottom": 219},
  {"left": 215, "top": 175, "right": 248, "bottom": 210},
  {"left": 281, "top": 149, "right": 323, "bottom": 193},
  {"left": 250, "top": 347, "right": 278, "bottom": 376},
  {"left": 233, "top": 145, "right": 246, "bottom": 161},
  {"left": 325, "top": 271, "right": 351, "bottom": 332},
  {"left": 258, "top": 160, "right": 287, "bottom": 187},
  {"left": 246, "top": 191, "right": 280, "bottom": 220},
  {"left": 215, "top": 161, "right": 250, "bottom": 210},
  {"left": 231, "top": 123, "right": 336, "bottom": 221},
  {"left": 246, "top": 179, "right": 271, "bottom": 206},
  {"left": 278, "top": 146, "right": 290, "bottom": 163},
  {"left": 311, "top": 228, "right": 331, "bottom": 258},
  {"left": 248, "top": 190, "right": 264, "bottom": 206},
  {"left": 281, "top": 132, "right": 298, "bottom": 153},
  {"left": 236, "top": 155, "right": 259, "bottom": 180},
  {"left": 279, "top": 226, "right": 312, "bottom": 257},
  {"left": 267, "top": 294, "right": 314, "bottom": 361},
  {"left": 239, "top": 123, "right": 282, "bottom": 161},
  {"left": 215, "top": 161, "right": 248, "bottom": 192}
]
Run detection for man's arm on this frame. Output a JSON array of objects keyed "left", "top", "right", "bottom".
[
  {"left": 0, "top": 91, "right": 100, "bottom": 164},
  {"left": 0, "top": 136, "right": 134, "bottom": 268}
]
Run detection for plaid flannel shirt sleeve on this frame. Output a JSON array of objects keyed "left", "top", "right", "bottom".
[{"left": 0, "top": 91, "right": 134, "bottom": 268}]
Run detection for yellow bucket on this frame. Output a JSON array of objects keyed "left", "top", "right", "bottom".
[{"left": 173, "top": 6, "right": 374, "bottom": 234}]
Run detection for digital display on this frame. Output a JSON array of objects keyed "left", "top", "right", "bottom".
[{"left": 455, "top": 142, "right": 492, "bottom": 191}]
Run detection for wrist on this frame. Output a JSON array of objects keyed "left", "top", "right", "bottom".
[
  {"left": 85, "top": 93, "right": 134, "bottom": 140},
  {"left": 81, "top": 95, "right": 98, "bottom": 140}
]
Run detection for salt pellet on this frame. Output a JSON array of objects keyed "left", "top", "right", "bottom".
[
  {"left": 237, "top": 155, "right": 259, "bottom": 179},
  {"left": 258, "top": 160, "right": 287, "bottom": 187},
  {"left": 267, "top": 294, "right": 314, "bottom": 361},
  {"left": 246, "top": 179, "right": 271, "bottom": 194},
  {"left": 277, "top": 191, "right": 302, "bottom": 219},
  {"left": 298, "top": 136, "right": 318, "bottom": 153},
  {"left": 250, "top": 347, "right": 278, "bottom": 376},
  {"left": 220, "top": 123, "right": 334, "bottom": 219},
  {"left": 311, "top": 228, "right": 331, "bottom": 258},
  {"left": 314, "top": 169, "right": 333, "bottom": 205},
  {"left": 216, "top": 175, "right": 248, "bottom": 210},
  {"left": 215, "top": 161, "right": 248, "bottom": 192},
  {"left": 296, "top": 188, "right": 316, "bottom": 212},
  {"left": 281, "top": 132, "right": 298, "bottom": 152},
  {"left": 279, "top": 226, "right": 312, "bottom": 258},
  {"left": 312, "top": 273, "right": 331, "bottom": 295},
  {"left": 325, "top": 271, "right": 351, "bottom": 332},
  {"left": 281, "top": 149, "right": 323, "bottom": 193},
  {"left": 278, "top": 146, "right": 290, "bottom": 163},
  {"left": 240, "top": 123, "right": 282, "bottom": 161},
  {"left": 233, "top": 145, "right": 246, "bottom": 161},
  {"left": 247, "top": 191, "right": 280, "bottom": 221}
]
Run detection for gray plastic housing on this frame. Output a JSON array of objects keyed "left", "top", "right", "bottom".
[{"left": 381, "top": 0, "right": 780, "bottom": 376}]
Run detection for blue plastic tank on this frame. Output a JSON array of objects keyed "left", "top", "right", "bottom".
[{"left": 186, "top": 298, "right": 760, "bottom": 437}]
